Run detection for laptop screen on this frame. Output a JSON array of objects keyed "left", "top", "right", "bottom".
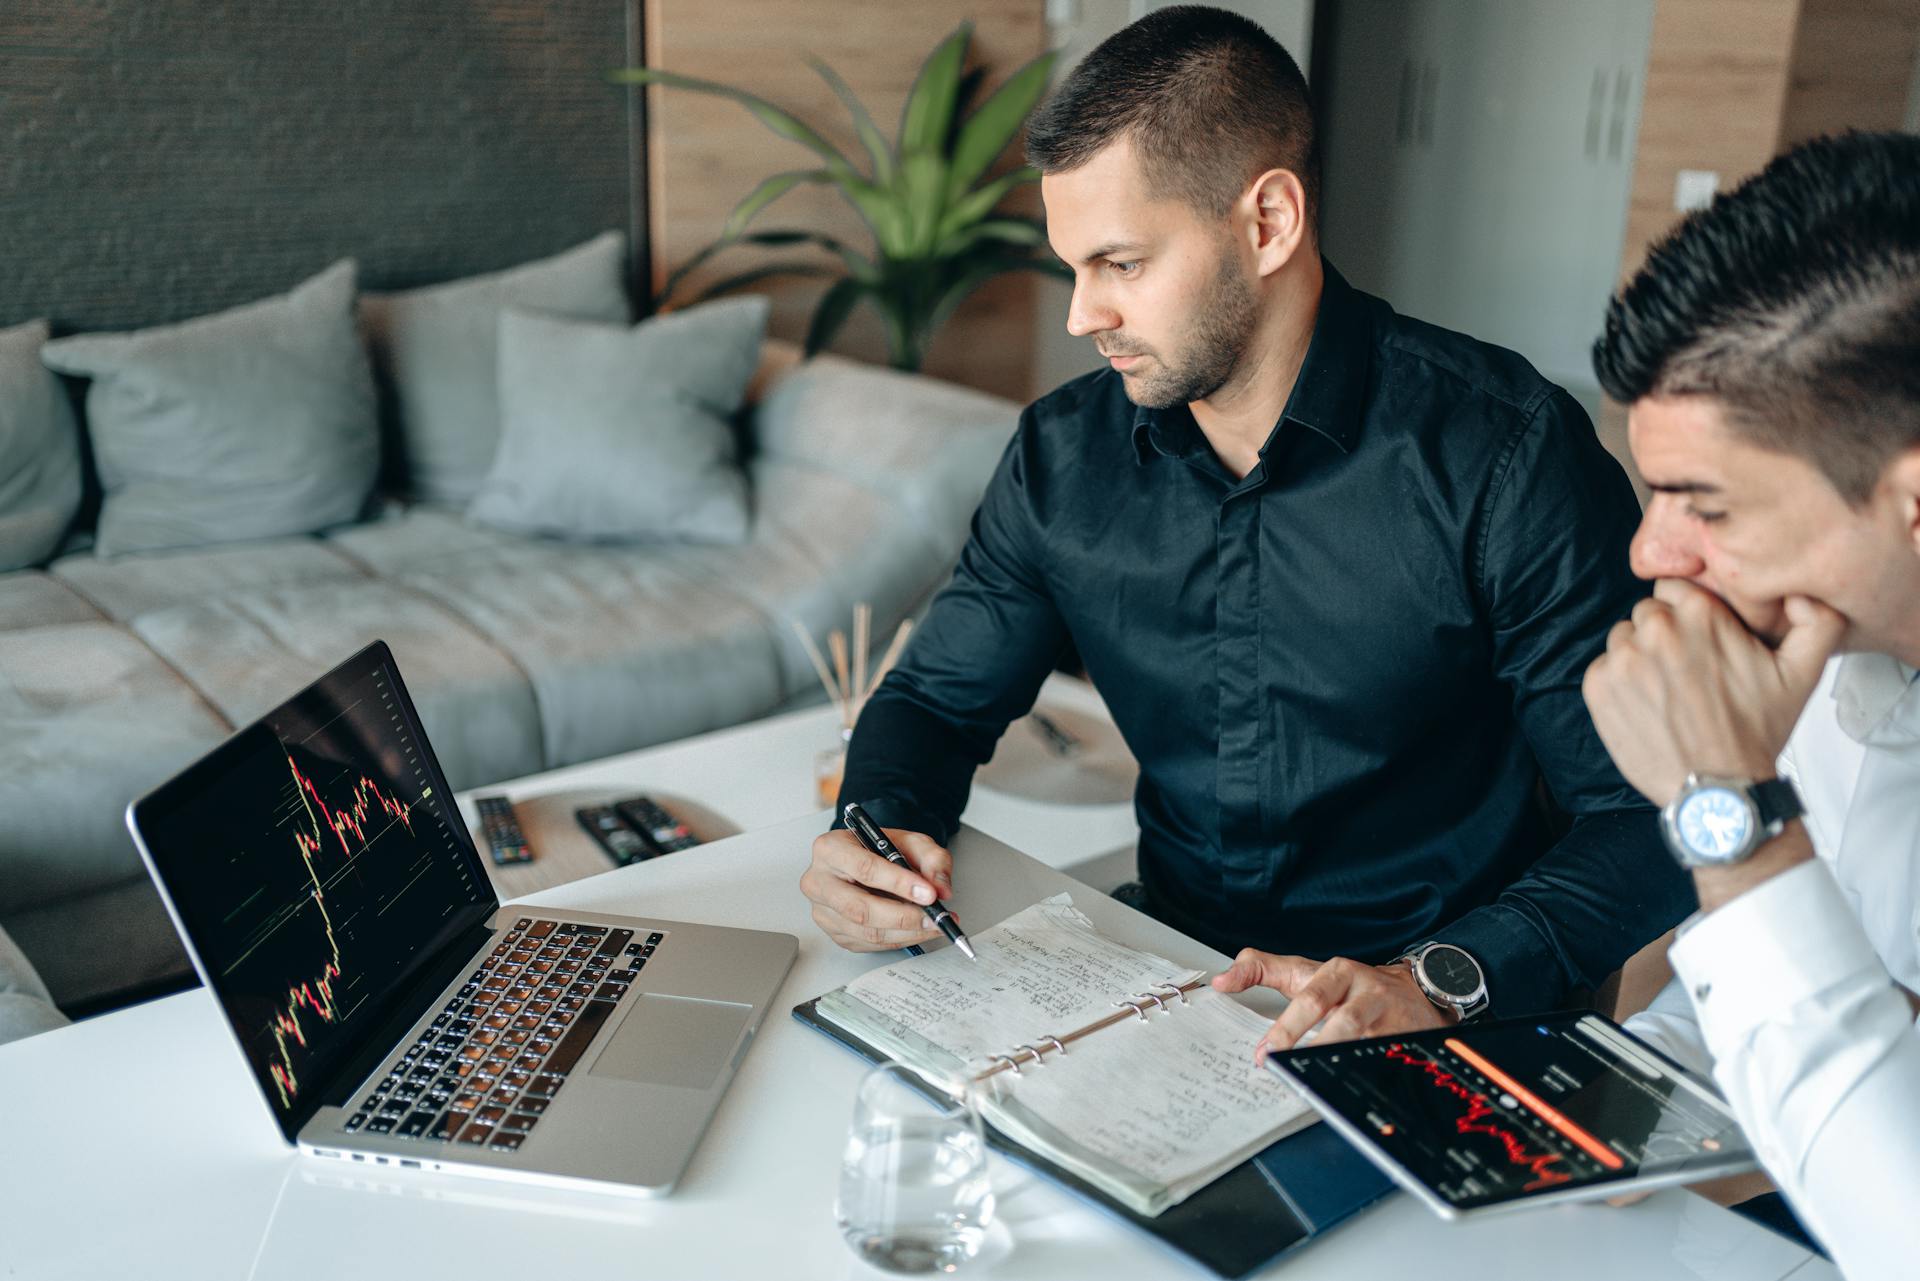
[{"left": 131, "top": 642, "right": 496, "bottom": 1141}]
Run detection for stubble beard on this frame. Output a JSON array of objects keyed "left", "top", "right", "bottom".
[{"left": 1115, "top": 249, "right": 1260, "bottom": 410}]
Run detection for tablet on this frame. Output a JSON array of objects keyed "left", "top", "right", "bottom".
[{"left": 1264, "top": 1011, "right": 1756, "bottom": 1219}]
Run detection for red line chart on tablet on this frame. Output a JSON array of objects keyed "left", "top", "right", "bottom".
[{"left": 1384, "top": 1042, "right": 1577, "bottom": 1191}]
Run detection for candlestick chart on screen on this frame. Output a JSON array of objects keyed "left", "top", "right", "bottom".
[{"left": 149, "top": 665, "right": 487, "bottom": 1117}]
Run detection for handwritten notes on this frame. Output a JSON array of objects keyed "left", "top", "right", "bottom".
[
  {"left": 840, "top": 895, "right": 1191, "bottom": 1060},
  {"left": 821, "top": 895, "right": 1316, "bottom": 1215}
]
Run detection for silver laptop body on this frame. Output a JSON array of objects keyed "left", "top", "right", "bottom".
[{"left": 127, "top": 640, "right": 797, "bottom": 1197}]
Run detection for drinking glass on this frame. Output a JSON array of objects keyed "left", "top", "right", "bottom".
[{"left": 835, "top": 1061, "right": 995, "bottom": 1274}]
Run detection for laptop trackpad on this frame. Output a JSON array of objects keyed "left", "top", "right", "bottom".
[{"left": 589, "top": 995, "right": 753, "bottom": 1091}]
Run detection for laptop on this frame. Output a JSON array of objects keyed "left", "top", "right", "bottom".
[{"left": 127, "top": 639, "right": 797, "bottom": 1196}]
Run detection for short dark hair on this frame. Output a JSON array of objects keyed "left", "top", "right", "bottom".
[
  {"left": 1024, "top": 5, "right": 1318, "bottom": 225},
  {"left": 1593, "top": 131, "right": 1920, "bottom": 503}
]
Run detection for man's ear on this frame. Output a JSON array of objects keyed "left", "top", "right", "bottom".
[
  {"left": 1244, "top": 168, "right": 1309, "bottom": 278},
  {"left": 1891, "top": 445, "right": 1920, "bottom": 560}
]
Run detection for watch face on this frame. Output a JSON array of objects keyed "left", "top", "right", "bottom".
[
  {"left": 1421, "top": 945, "right": 1481, "bottom": 1000},
  {"left": 1676, "top": 787, "right": 1753, "bottom": 861}
]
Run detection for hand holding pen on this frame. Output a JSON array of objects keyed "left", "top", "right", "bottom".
[
  {"left": 835, "top": 803, "right": 975, "bottom": 960},
  {"left": 801, "top": 805, "right": 965, "bottom": 954}
]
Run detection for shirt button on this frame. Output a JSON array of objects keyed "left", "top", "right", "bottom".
[{"left": 1693, "top": 983, "right": 1712, "bottom": 1003}]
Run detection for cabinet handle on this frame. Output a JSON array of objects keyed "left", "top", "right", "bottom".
[
  {"left": 1607, "top": 68, "right": 1631, "bottom": 161},
  {"left": 1585, "top": 68, "right": 1606, "bottom": 160},
  {"left": 1396, "top": 59, "right": 1415, "bottom": 145},
  {"left": 1417, "top": 60, "right": 1437, "bottom": 146}
]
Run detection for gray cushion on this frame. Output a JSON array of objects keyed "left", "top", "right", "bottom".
[
  {"left": 0, "top": 572, "right": 102, "bottom": 632},
  {"left": 649, "top": 460, "right": 950, "bottom": 697},
  {"left": 322, "top": 504, "right": 523, "bottom": 576},
  {"left": 50, "top": 537, "right": 368, "bottom": 621},
  {"left": 359, "top": 232, "right": 630, "bottom": 506},
  {"left": 394, "top": 543, "right": 785, "bottom": 768},
  {"left": 132, "top": 579, "right": 545, "bottom": 790},
  {"left": 468, "top": 298, "right": 766, "bottom": 545},
  {"left": 41, "top": 261, "right": 378, "bottom": 557},
  {"left": 0, "top": 320, "right": 83, "bottom": 571},
  {"left": 0, "top": 621, "right": 231, "bottom": 916}
]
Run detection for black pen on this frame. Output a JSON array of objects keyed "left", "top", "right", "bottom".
[{"left": 842, "top": 802, "right": 976, "bottom": 960}]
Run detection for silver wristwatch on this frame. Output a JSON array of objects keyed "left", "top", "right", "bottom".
[
  {"left": 1660, "top": 773, "right": 1804, "bottom": 869},
  {"left": 1397, "top": 941, "right": 1489, "bottom": 1021}
]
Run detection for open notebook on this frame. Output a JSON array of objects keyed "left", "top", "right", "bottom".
[{"left": 811, "top": 894, "right": 1318, "bottom": 1217}]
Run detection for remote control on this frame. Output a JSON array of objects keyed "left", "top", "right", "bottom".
[
  {"left": 614, "top": 795, "right": 702, "bottom": 855},
  {"left": 577, "top": 804, "right": 653, "bottom": 866},
  {"left": 474, "top": 795, "right": 534, "bottom": 865}
]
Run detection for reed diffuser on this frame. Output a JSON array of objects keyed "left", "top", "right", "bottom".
[{"left": 793, "top": 603, "right": 912, "bottom": 808}]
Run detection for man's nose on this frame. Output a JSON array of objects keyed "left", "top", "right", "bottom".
[
  {"left": 1628, "top": 501, "right": 1707, "bottom": 581},
  {"left": 1066, "top": 282, "right": 1117, "bottom": 338}
]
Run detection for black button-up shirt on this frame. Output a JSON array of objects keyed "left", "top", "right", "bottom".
[{"left": 841, "top": 263, "right": 1692, "bottom": 1014}]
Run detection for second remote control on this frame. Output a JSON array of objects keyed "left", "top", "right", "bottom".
[
  {"left": 577, "top": 804, "right": 652, "bottom": 866},
  {"left": 614, "top": 795, "right": 701, "bottom": 855}
]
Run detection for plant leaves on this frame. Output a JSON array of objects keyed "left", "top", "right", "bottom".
[
  {"left": 925, "top": 253, "right": 1070, "bottom": 337},
  {"left": 658, "top": 229, "right": 875, "bottom": 306},
  {"left": 946, "top": 50, "right": 1058, "bottom": 201},
  {"left": 897, "top": 23, "right": 970, "bottom": 156},
  {"left": 613, "top": 68, "right": 858, "bottom": 178},
  {"left": 721, "top": 170, "right": 835, "bottom": 239},
  {"left": 935, "top": 217, "right": 1046, "bottom": 258},
  {"left": 897, "top": 149, "right": 951, "bottom": 257},
  {"left": 809, "top": 58, "right": 894, "bottom": 186},
  {"left": 936, "top": 166, "right": 1042, "bottom": 242},
  {"left": 684, "top": 260, "right": 839, "bottom": 306},
  {"left": 805, "top": 277, "right": 870, "bottom": 356}
]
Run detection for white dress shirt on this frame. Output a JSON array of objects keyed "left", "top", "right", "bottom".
[{"left": 1625, "top": 653, "right": 1920, "bottom": 1280}]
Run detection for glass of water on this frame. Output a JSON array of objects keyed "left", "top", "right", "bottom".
[{"left": 836, "top": 1061, "right": 995, "bottom": 1274}]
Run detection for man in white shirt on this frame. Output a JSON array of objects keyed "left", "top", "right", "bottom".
[{"left": 1581, "top": 131, "right": 1920, "bottom": 1280}]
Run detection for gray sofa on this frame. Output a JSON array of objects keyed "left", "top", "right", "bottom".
[{"left": 0, "top": 350, "right": 1018, "bottom": 1009}]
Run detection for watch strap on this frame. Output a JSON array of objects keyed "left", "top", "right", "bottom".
[{"left": 1750, "top": 777, "right": 1804, "bottom": 830}]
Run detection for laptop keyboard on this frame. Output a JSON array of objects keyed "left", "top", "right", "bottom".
[{"left": 342, "top": 917, "right": 667, "bottom": 1152}]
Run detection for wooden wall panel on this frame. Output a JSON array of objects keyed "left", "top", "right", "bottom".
[
  {"left": 1778, "top": 0, "right": 1920, "bottom": 145},
  {"left": 643, "top": 0, "right": 1045, "bottom": 401},
  {"left": 1599, "top": 0, "right": 1920, "bottom": 486},
  {"left": 1616, "top": 0, "right": 1802, "bottom": 283}
]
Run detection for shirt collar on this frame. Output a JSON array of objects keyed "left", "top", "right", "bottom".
[
  {"left": 1831, "top": 652, "right": 1920, "bottom": 746},
  {"left": 1130, "top": 258, "right": 1372, "bottom": 467}
]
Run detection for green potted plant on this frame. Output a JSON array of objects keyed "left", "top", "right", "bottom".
[{"left": 615, "top": 23, "right": 1069, "bottom": 372}]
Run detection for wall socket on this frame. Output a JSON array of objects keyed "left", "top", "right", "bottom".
[{"left": 1673, "top": 169, "right": 1720, "bottom": 212}]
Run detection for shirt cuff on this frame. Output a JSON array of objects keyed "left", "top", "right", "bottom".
[
  {"left": 1430, "top": 903, "right": 1559, "bottom": 1015},
  {"left": 1669, "top": 859, "right": 1881, "bottom": 1061},
  {"left": 829, "top": 794, "right": 955, "bottom": 847}
]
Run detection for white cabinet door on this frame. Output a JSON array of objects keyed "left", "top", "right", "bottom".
[{"left": 1320, "top": 0, "right": 1653, "bottom": 405}]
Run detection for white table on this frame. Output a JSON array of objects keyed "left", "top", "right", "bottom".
[{"left": 0, "top": 813, "right": 1836, "bottom": 1281}]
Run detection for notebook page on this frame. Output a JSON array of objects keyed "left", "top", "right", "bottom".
[
  {"left": 835, "top": 894, "right": 1196, "bottom": 1062},
  {"left": 982, "top": 984, "right": 1316, "bottom": 1202}
]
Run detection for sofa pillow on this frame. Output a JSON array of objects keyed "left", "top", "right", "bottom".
[
  {"left": 0, "top": 320, "right": 83, "bottom": 570},
  {"left": 41, "top": 261, "right": 377, "bottom": 557},
  {"left": 467, "top": 296, "right": 767, "bottom": 545},
  {"left": 359, "top": 232, "right": 629, "bottom": 505}
]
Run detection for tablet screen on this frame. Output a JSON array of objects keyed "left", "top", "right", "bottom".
[{"left": 1268, "top": 1013, "right": 1753, "bottom": 1214}]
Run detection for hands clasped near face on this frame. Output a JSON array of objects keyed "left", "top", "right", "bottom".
[{"left": 1581, "top": 579, "right": 1845, "bottom": 808}]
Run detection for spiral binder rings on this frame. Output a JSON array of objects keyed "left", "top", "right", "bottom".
[
  {"left": 794, "top": 894, "right": 1394, "bottom": 1278},
  {"left": 972, "top": 977, "right": 1206, "bottom": 1082}
]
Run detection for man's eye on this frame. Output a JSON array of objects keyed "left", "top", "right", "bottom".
[
  {"left": 1686, "top": 506, "right": 1728, "bottom": 524},
  {"left": 1107, "top": 260, "right": 1141, "bottom": 277}
]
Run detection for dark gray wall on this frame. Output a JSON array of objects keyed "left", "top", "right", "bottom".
[{"left": 0, "top": 0, "right": 642, "bottom": 333}]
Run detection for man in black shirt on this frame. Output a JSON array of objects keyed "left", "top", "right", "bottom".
[{"left": 800, "top": 6, "right": 1690, "bottom": 1050}]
